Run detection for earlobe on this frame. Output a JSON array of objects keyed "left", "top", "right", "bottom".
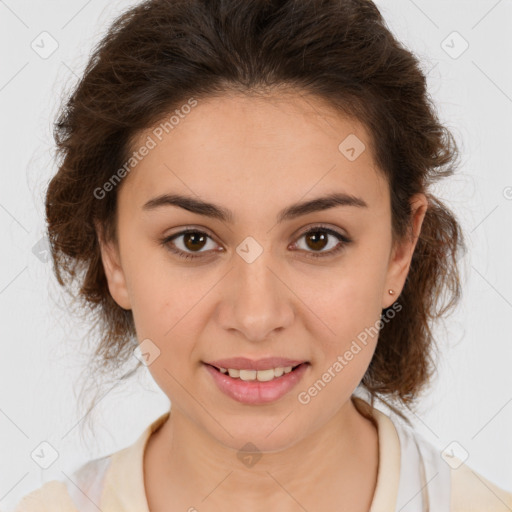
[
  {"left": 95, "top": 223, "right": 132, "bottom": 311},
  {"left": 382, "top": 193, "right": 428, "bottom": 308}
]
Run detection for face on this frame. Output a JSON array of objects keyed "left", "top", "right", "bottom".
[{"left": 98, "top": 91, "right": 426, "bottom": 452}]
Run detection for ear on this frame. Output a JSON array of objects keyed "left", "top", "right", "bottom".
[
  {"left": 95, "top": 221, "right": 132, "bottom": 310},
  {"left": 382, "top": 193, "right": 428, "bottom": 308}
]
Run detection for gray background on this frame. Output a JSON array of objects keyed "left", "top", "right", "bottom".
[{"left": 1, "top": 0, "right": 511, "bottom": 509}]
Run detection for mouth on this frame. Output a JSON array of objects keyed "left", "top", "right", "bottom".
[
  {"left": 204, "top": 362, "right": 307, "bottom": 382},
  {"left": 203, "top": 361, "right": 310, "bottom": 404}
]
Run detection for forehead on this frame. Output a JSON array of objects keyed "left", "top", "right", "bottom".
[{"left": 119, "top": 92, "right": 388, "bottom": 214}]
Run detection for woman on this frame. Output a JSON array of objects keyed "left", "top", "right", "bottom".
[{"left": 14, "top": 0, "right": 512, "bottom": 510}]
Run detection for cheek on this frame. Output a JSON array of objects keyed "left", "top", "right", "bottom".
[
  {"left": 129, "top": 271, "right": 205, "bottom": 344},
  {"left": 124, "top": 253, "right": 216, "bottom": 372},
  {"left": 342, "top": 239, "right": 390, "bottom": 314},
  {"left": 291, "top": 252, "right": 390, "bottom": 395},
  {"left": 120, "top": 236, "right": 193, "bottom": 326},
  {"left": 127, "top": 274, "right": 202, "bottom": 398},
  {"left": 295, "top": 285, "right": 380, "bottom": 418},
  {"left": 300, "top": 251, "right": 388, "bottom": 337}
]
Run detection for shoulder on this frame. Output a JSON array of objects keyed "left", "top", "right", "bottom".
[
  {"left": 404, "top": 420, "right": 512, "bottom": 511},
  {"left": 13, "top": 480, "right": 78, "bottom": 512},
  {"left": 366, "top": 400, "right": 512, "bottom": 512},
  {"left": 12, "top": 411, "right": 169, "bottom": 512},
  {"left": 450, "top": 460, "right": 512, "bottom": 512},
  {"left": 400, "top": 418, "right": 512, "bottom": 511},
  {"left": 13, "top": 456, "right": 112, "bottom": 512}
]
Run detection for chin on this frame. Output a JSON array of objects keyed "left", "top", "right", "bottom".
[{"left": 208, "top": 415, "right": 306, "bottom": 455}]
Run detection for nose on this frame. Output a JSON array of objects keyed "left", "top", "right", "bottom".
[{"left": 215, "top": 248, "right": 295, "bottom": 343}]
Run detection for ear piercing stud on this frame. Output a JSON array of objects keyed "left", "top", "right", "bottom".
[{"left": 388, "top": 289, "right": 394, "bottom": 295}]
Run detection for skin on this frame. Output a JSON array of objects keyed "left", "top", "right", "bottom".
[{"left": 97, "top": 91, "right": 427, "bottom": 512}]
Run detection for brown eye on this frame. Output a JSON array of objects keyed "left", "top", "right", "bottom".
[
  {"left": 293, "top": 226, "right": 352, "bottom": 259},
  {"left": 161, "top": 229, "right": 219, "bottom": 260},
  {"left": 304, "top": 231, "right": 329, "bottom": 251},
  {"left": 182, "top": 232, "right": 208, "bottom": 252},
  {"left": 160, "top": 225, "right": 352, "bottom": 261}
]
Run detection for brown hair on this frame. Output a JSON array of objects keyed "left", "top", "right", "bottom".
[{"left": 46, "top": 0, "right": 465, "bottom": 435}]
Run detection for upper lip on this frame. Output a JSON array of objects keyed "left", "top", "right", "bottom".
[{"left": 205, "top": 357, "right": 308, "bottom": 371}]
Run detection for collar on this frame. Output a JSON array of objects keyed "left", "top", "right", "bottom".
[{"left": 101, "top": 397, "right": 401, "bottom": 511}]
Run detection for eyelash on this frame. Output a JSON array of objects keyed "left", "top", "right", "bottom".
[{"left": 159, "top": 224, "right": 352, "bottom": 261}]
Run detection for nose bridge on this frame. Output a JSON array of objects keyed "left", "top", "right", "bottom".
[
  {"left": 223, "top": 238, "right": 294, "bottom": 340},
  {"left": 237, "top": 248, "right": 277, "bottom": 301}
]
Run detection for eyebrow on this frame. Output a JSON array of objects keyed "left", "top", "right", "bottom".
[{"left": 142, "top": 192, "right": 368, "bottom": 224}]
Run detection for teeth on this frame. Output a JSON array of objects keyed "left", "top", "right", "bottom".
[
  {"left": 217, "top": 365, "right": 298, "bottom": 381},
  {"left": 254, "top": 369, "right": 275, "bottom": 382},
  {"left": 239, "top": 369, "right": 257, "bottom": 381}
]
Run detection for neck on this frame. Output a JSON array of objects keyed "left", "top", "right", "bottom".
[{"left": 144, "top": 396, "right": 379, "bottom": 511}]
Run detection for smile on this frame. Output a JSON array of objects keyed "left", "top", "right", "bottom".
[
  {"left": 212, "top": 364, "right": 301, "bottom": 382},
  {"left": 203, "top": 362, "right": 310, "bottom": 404}
]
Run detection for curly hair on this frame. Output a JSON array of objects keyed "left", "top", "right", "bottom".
[{"left": 45, "top": 0, "right": 465, "bottom": 435}]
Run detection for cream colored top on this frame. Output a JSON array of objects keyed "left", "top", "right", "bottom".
[{"left": 13, "top": 398, "right": 512, "bottom": 511}]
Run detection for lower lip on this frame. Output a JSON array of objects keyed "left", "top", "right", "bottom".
[{"left": 204, "top": 363, "right": 309, "bottom": 405}]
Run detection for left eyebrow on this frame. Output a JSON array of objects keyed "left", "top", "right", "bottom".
[{"left": 142, "top": 192, "right": 368, "bottom": 224}]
